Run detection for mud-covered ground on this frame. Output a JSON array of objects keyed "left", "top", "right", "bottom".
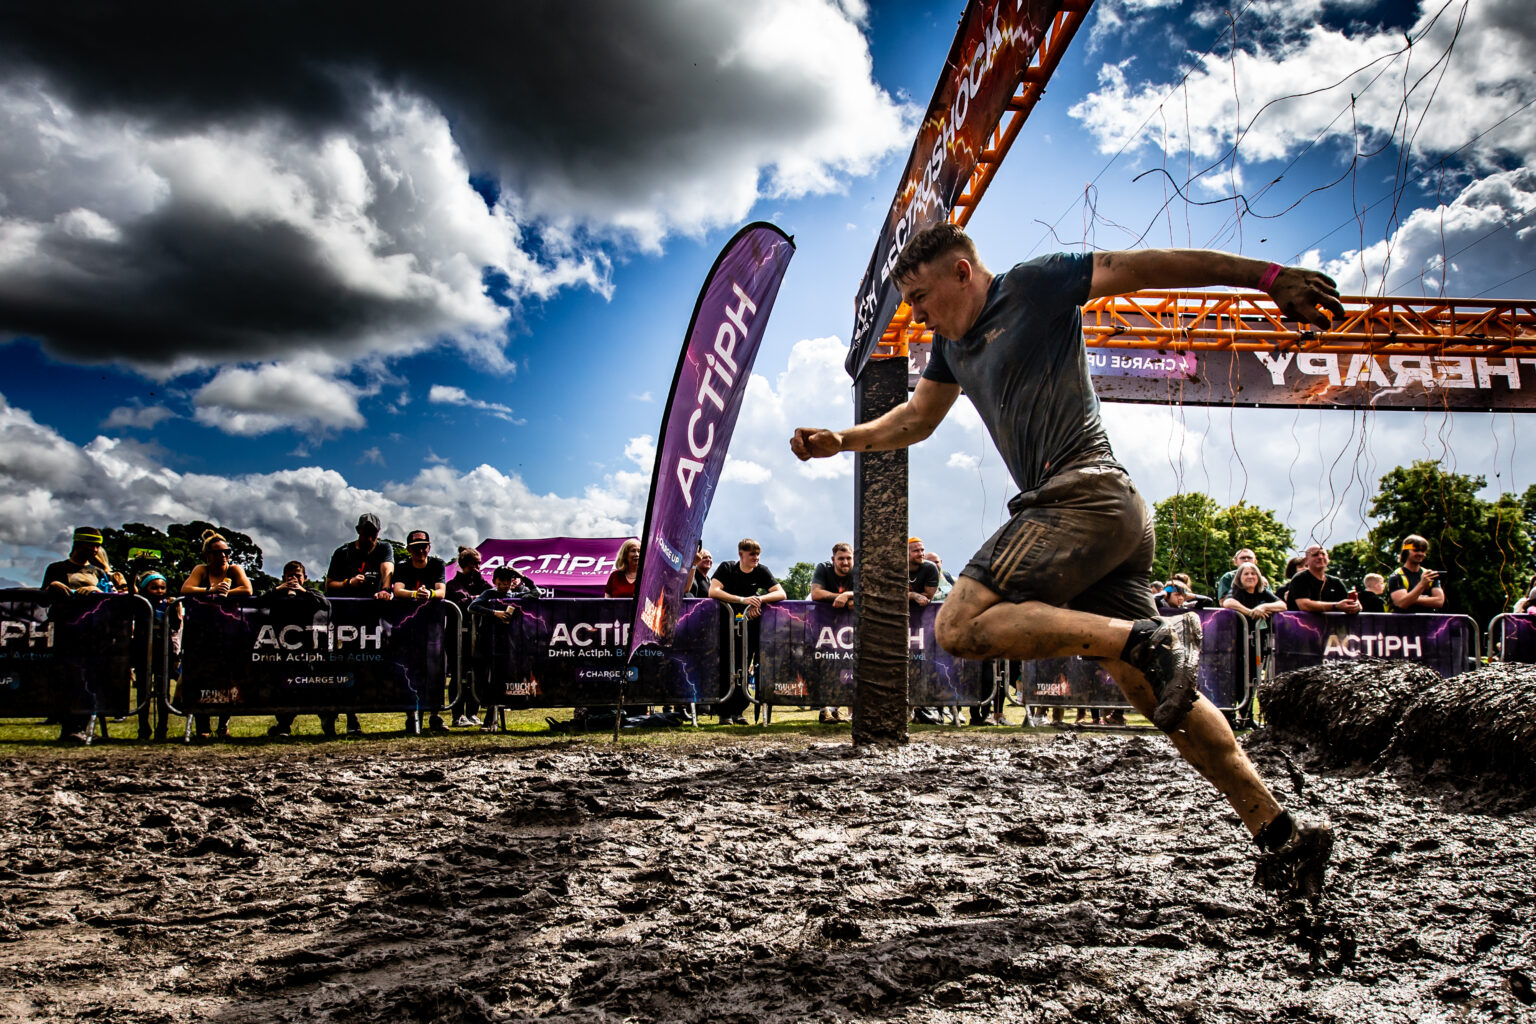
[{"left": 2, "top": 712, "right": 1534, "bottom": 1024}]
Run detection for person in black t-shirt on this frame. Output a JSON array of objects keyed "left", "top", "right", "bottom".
[
  {"left": 810, "top": 543, "right": 857, "bottom": 723},
  {"left": 907, "top": 537, "right": 940, "bottom": 606},
  {"left": 792, "top": 222, "right": 1343, "bottom": 894},
  {"left": 394, "top": 530, "right": 448, "bottom": 734},
  {"left": 1386, "top": 534, "right": 1445, "bottom": 614},
  {"left": 323, "top": 513, "right": 393, "bottom": 736},
  {"left": 1358, "top": 573, "right": 1388, "bottom": 614},
  {"left": 708, "top": 538, "right": 786, "bottom": 725},
  {"left": 686, "top": 549, "right": 713, "bottom": 599},
  {"left": 326, "top": 513, "right": 395, "bottom": 601},
  {"left": 1285, "top": 544, "right": 1361, "bottom": 614},
  {"left": 810, "top": 543, "right": 858, "bottom": 608}
]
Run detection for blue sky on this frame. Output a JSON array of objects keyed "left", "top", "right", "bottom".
[{"left": 1, "top": 0, "right": 1532, "bottom": 587}]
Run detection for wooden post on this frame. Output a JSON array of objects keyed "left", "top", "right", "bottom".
[{"left": 852, "top": 356, "right": 909, "bottom": 746}]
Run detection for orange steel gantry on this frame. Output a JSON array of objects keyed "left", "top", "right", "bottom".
[
  {"left": 868, "top": 0, "right": 1536, "bottom": 373},
  {"left": 883, "top": 290, "right": 1536, "bottom": 361}
]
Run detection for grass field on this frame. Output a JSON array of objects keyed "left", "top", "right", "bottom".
[{"left": 0, "top": 703, "right": 1161, "bottom": 755}]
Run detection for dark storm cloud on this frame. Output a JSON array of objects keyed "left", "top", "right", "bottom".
[{"left": 0, "top": 1, "right": 906, "bottom": 375}]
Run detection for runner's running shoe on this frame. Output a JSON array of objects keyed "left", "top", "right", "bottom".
[
  {"left": 1254, "top": 819, "right": 1335, "bottom": 897},
  {"left": 1124, "top": 612, "right": 1202, "bottom": 731}
]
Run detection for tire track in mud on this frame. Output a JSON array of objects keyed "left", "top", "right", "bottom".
[{"left": 1, "top": 723, "right": 1533, "bottom": 1023}]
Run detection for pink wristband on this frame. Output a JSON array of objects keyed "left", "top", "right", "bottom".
[{"left": 1257, "top": 263, "right": 1282, "bottom": 291}]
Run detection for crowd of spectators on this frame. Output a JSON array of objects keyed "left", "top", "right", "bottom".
[{"left": 19, "top": 515, "right": 1530, "bottom": 744}]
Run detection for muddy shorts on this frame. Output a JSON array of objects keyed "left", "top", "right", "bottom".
[{"left": 959, "top": 463, "right": 1158, "bottom": 622}]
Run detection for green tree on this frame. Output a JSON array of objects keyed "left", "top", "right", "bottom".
[
  {"left": 1366, "top": 460, "right": 1533, "bottom": 625},
  {"left": 102, "top": 520, "right": 277, "bottom": 591},
  {"left": 1324, "top": 538, "right": 1389, "bottom": 591},
  {"left": 1213, "top": 500, "right": 1295, "bottom": 588},
  {"left": 1151, "top": 492, "right": 1225, "bottom": 593},
  {"left": 781, "top": 561, "right": 815, "bottom": 600}
]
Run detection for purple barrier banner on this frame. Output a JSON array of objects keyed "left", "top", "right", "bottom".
[
  {"left": 177, "top": 596, "right": 452, "bottom": 712},
  {"left": 1272, "top": 611, "right": 1476, "bottom": 678},
  {"left": 0, "top": 591, "right": 144, "bottom": 716},
  {"left": 1494, "top": 614, "right": 1536, "bottom": 663},
  {"left": 446, "top": 537, "right": 627, "bottom": 597},
  {"left": 1022, "top": 607, "right": 1246, "bottom": 710},
  {"left": 631, "top": 222, "right": 794, "bottom": 651},
  {"left": 757, "top": 601, "right": 992, "bottom": 708},
  {"left": 483, "top": 597, "right": 724, "bottom": 707},
  {"left": 847, "top": 0, "right": 1061, "bottom": 379}
]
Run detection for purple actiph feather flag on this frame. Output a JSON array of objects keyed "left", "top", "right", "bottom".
[{"left": 629, "top": 222, "right": 795, "bottom": 657}]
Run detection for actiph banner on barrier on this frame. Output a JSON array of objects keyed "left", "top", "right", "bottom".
[
  {"left": 447, "top": 537, "right": 627, "bottom": 597},
  {"left": 1494, "top": 614, "right": 1536, "bottom": 664},
  {"left": 1271, "top": 611, "right": 1476, "bottom": 678},
  {"left": 631, "top": 222, "right": 795, "bottom": 651},
  {"left": 178, "top": 596, "right": 453, "bottom": 712},
  {"left": 477, "top": 597, "right": 724, "bottom": 707},
  {"left": 1021, "top": 607, "right": 1247, "bottom": 710},
  {"left": 756, "top": 601, "right": 993, "bottom": 708},
  {"left": 847, "top": 0, "right": 1061, "bottom": 379},
  {"left": 0, "top": 591, "right": 142, "bottom": 716}
]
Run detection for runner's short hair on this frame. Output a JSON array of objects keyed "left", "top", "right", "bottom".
[
  {"left": 891, "top": 223, "right": 979, "bottom": 284},
  {"left": 831, "top": 542, "right": 851, "bottom": 555},
  {"left": 737, "top": 538, "right": 761, "bottom": 555}
]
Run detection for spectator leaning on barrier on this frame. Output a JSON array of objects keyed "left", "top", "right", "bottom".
[
  {"left": 135, "top": 571, "right": 183, "bottom": 741},
  {"left": 1215, "top": 548, "right": 1257, "bottom": 603},
  {"left": 395, "top": 530, "right": 449, "bottom": 736},
  {"left": 325, "top": 513, "right": 393, "bottom": 737},
  {"left": 180, "top": 531, "right": 251, "bottom": 741},
  {"left": 708, "top": 538, "right": 785, "bottom": 726},
  {"left": 605, "top": 539, "right": 641, "bottom": 598},
  {"left": 42, "top": 526, "right": 113, "bottom": 596},
  {"left": 1222, "top": 563, "right": 1285, "bottom": 621},
  {"left": 446, "top": 547, "right": 491, "bottom": 606},
  {"left": 1273, "top": 555, "right": 1306, "bottom": 609},
  {"left": 470, "top": 566, "right": 538, "bottom": 732},
  {"left": 266, "top": 562, "right": 335, "bottom": 739},
  {"left": 326, "top": 513, "right": 395, "bottom": 601},
  {"left": 924, "top": 550, "right": 955, "bottom": 600},
  {"left": 1286, "top": 544, "right": 1361, "bottom": 615},
  {"left": 181, "top": 530, "right": 253, "bottom": 598},
  {"left": 907, "top": 538, "right": 943, "bottom": 724},
  {"left": 445, "top": 547, "right": 491, "bottom": 727},
  {"left": 686, "top": 548, "right": 713, "bottom": 598},
  {"left": 1359, "top": 572, "right": 1388, "bottom": 613},
  {"left": 810, "top": 542, "right": 858, "bottom": 723},
  {"left": 1387, "top": 534, "right": 1446, "bottom": 614},
  {"left": 810, "top": 542, "right": 858, "bottom": 609}
]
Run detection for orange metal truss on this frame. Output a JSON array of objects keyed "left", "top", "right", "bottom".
[
  {"left": 888, "top": 291, "right": 1536, "bottom": 360},
  {"left": 872, "top": 0, "right": 1092, "bottom": 361}
]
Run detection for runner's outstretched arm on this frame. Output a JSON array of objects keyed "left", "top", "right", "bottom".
[
  {"left": 791, "top": 378, "right": 960, "bottom": 460},
  {"left": 1087, "top": 249, "right": 1344, "bottom": 331}
]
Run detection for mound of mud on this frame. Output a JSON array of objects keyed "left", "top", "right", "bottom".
[
  {"left": 1387, "top": 661, "right": 1536, "bottom": 789},
  {"left": 1257, "top": 658, "right": 1435, "bottom": 760},
  {"left": 1259, "top": 659, "right": 1536, "bottom": 795},
  {"left": 4, "top": 735, "right": 1536, "bottom": 1023}
]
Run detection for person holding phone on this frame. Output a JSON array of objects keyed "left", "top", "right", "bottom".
[{"left": 1387, "top": 534, "right": 1446, "bottom": 614}]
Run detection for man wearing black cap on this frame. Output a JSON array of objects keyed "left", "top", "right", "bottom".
[
  {"left": 394, "top": 530, "right": 449, "bottom": 735},
  {"left": 323, "top": 513, "right": 394, "bottom": 736},
  {"left": 326, "top": 513, "right": 395, "bottom": 601},
  {"left": 41, "top": 527, "right": 114, "bottom": 743}
]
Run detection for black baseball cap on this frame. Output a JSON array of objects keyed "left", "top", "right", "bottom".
[{"left": 406, "top": 530, "right": 430, "bottom": 547}]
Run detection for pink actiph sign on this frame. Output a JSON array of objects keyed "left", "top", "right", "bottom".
[{"left": 444, "top": 537, "right": 628, "bottom": 597}]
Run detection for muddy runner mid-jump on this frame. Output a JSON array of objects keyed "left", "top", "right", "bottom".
[{"left": 791, "top": 223, "right": 1340, "bottom": 895}]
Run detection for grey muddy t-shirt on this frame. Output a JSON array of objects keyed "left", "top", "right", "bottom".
[{"left": 921, "top": 252, "right": 1118, "bottom": 495}]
